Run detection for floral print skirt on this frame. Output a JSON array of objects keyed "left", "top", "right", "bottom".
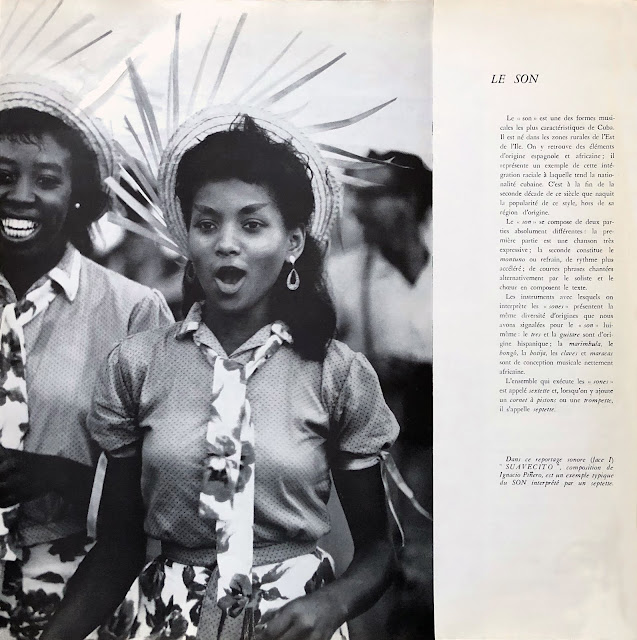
[
  {"left": 131, "top": 546, "right": 349, "bottom": 640},
  {"left": 0, "top": 532, "right": 138, "bottom": 640}
]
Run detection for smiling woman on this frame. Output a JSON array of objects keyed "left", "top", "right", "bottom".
[
  {"left": 0, "top": 109, "right": 103, "bottom": 297},
  {"left": 0, "top": 79, "right": 174, "bottom": 639}
]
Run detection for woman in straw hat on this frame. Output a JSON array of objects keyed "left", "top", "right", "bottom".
[
  {"left": 0, "top": 77, "right": 174, "bottom": 639},
  {"left": 43, "top": 107, "right": 400, "bottom": 640}
]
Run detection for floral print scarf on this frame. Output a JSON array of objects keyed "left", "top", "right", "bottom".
[
  {"left": 0, "top": 275, "right": 59, "bottom": 567},
  {"left": 187, "top": 307, "right": 293, "bottom": 631}
]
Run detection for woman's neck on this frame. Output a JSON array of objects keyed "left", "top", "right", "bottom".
[
  {"left": 0, "top": 244, "right": 67, "bottom": 299},
  {"left": 202, "top": 300, "right": 271, "bottom": 356}
]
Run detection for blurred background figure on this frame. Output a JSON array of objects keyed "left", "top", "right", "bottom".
[
  {"left": 329, "top": 152, "right": 432, "bottom": 426},
  {"left": 97, "top": 234, "right": 183, "bottom": 319},
  {"left": 328, "top": 151, "right": 433, "bottom": 640}
]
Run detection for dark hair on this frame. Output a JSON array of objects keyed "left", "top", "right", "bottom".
[
  {"left": 0, "top": 107, "right": 106, "bottom": 254},
  {"left": 177, "top": 115, "right": 336, "bottom": 361},
  {"left": 363, "top": 150, "right": 432, "bottom": 223}
]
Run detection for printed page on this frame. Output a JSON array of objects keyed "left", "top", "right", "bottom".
[{"left": 434, "top": 1, "right": 637, "bottom": 638}]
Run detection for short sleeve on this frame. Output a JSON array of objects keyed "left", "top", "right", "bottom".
[
  {"left": 328, "top": 349, "right": 400, "bottom": 471},
  {"left": 127, "top": 289, "right": 174, "bottom": 335},
  {"left": 88, "top": 342, "right": 143, "bottom": 458}
]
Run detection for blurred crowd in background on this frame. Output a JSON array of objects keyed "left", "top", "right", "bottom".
[{"left": 91, "top": 150, "right": 433, "bottom": 640}]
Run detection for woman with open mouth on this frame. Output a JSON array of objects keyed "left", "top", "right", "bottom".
[
  {"left": 0, "top": 78, "right": 173, "bottom": 639},
  {"left": 43, "top": 109, "right": 401, "bottom": 640}
]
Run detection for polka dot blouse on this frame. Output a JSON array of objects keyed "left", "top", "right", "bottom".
[{"left": 88, "top": 304, "right": 400, "bottom": 551}]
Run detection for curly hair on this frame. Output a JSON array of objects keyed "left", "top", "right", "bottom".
[
  {"left": 0, "top": 107, "right": 106, "bottom": 254},
  {"left": 177, "top": 115, "right": 336, "bottom": 361}
]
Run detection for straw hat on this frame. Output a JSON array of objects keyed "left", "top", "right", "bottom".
[
  {"left": 0, "top": 76, "right": 117, "bottom": 187},
  {"left": 103, "top": 13, "right": 398, "bottom": 259},
  {"left": 158, "top": 105, "right": 341, "bottom": 252}
]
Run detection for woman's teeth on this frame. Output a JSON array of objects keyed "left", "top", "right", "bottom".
[{"left": 1, "top": 217, "right": 40, "bottom": 240}]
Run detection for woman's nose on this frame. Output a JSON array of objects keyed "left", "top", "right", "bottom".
[
  {"left": 215, "top": 225, "right": 240, "bottom": 255},
  {"left": 7, "top": 176, "right": 36, "bottom": 203}
]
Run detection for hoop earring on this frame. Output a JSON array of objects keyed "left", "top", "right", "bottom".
[
  {"left": 286, "top": 256, "right": 300, "bottom": 291},
  {"left": 185, "top": 260, "right": 196, "bottom": 284}
]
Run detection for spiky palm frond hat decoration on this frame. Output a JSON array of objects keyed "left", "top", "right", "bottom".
[
  {"left": 0, "top": 0, "right": 113, "bottom": 78},
  {"left": 102, "top": 12, "right": 402, "bottom": 258}
]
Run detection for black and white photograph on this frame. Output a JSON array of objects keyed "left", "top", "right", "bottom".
[{"left": 0, "top": 1, "right": 432, "bottom": 639}]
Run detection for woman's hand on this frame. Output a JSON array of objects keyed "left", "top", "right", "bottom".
[
  {"left": 255, "top": 590, "right": 346, "bottom": 640},
  {"left": 258, "top": 465, "right": 396, "bottom": 640}
]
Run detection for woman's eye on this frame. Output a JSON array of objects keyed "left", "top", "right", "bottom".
[
  {"left": 243, "top": 220, "right": 264, "bottom": 231},
  {"left": 195, "top": 219, "right": 215, "bottom": 231},
  {"left": 36, "top": 175, "right": 62, "bottom": 190},
  {"left": 0, "top": 170, "right": 15, "bottom": 186}
]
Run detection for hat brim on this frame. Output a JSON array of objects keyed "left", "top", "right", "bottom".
[
  {"left": 0, "top": 76, "right": 116, "bottom": 194},
  {"left": 158, "top": 105, "right": 341, "bottom": 256}
]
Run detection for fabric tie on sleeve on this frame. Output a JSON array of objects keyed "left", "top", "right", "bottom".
[
  {"left": 190, "top": 316, "right": 293, "bottom": 636},
  {"left": 379, "top": 450, "right": 432, "bottom": 547},
  {"left": 0, "top": 277, "right": 58, "bottom": 564}
]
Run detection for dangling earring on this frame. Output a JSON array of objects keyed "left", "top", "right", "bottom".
[
  {"left": 185, "top": 260, "right": 196, "bottom": 283},
  {"left": 74, "top": 202, "right": 81, "bottom": 209},
  {"left": 286, "top": 256, "right": 300, "bottom": 291}
]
